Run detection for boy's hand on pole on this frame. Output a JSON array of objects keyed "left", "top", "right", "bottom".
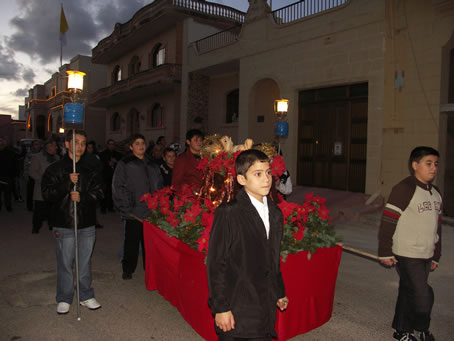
[
  {"left": 70, "top": 191, "right": 80, "bottom": 202},
  {"left": 215, "top": 311, "right": 235, "bottom": 332},
  {"left": 379, "top": 257, "right": 397, "bottom": 267},
  {"left": 69, "top": 173, "right": 79, "bottom": 184},
  {"left": 277, "top": 296, "right": 289, "bottom": 311}
]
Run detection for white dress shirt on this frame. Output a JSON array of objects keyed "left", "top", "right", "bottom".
[{"left": 246, "top": 192, "right": 270, "bottom": 239}]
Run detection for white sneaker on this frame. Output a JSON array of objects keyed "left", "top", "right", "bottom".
[
  {"left": 57, "top": 302, "right": 70, "bottom": 314},
  {"left": 80, "top": 298, "right": 101, "bottom": 310}
]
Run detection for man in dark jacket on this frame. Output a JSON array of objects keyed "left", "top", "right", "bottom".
[
  {"left": 42, "top": 130, "right": 103, "bottom": 315},
  {"left": 112, "top": 134, "right": 163, "bottom": 280},
  {"left": 99, "top": 139, "right": 122, "bottom": 213},
  {"left": 0, "top": 137, "right": 17, "bottom": 212}
]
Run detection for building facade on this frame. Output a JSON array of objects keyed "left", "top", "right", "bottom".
[
  {"left": 90, "top": 0, "right": 454, "bottom": 214},
  {"left": 90, "top": 0, "right": 244, "bottom": 147},
  {"left": 183, "top": 0, "right": 454, "bottom": 214},
  {"left": 25, "top": 55, "right": 107, "bottom": 145}
]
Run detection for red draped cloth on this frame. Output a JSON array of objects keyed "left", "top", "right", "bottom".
[{"left": 143, "top": 221, "right": 342, "bottom": 341}]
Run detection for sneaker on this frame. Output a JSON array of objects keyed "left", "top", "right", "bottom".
[
  {"left": 57, "top": 302, "right": 70, "bottom": 314},
  {"left": 416, "top": 331, "right": 435, "bottom": 341},
  {"left": 80, "top": 298, "right": 101, "bottom": 310},
  {"left": 122, "top": 272, "right": 132, "bottom": 280},
  {"left": 393, "top": 331, "right": 417, "bottom": 341}
]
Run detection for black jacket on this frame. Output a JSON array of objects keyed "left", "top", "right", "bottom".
[
  {"left": 207, "top": 189, "right": 286, "bottom": 338},
  {"left": 41, "top": 154, "right": 104, "bottom": 229},
  {"left": 112, "top": 153, "right": 163, "bottom": 220}
]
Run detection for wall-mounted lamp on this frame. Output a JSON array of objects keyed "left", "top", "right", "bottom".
[
  {"left": 59, "top": 127, "right": 65, "bottom": 134},
  {"left": 274, "top": 99, "right": 289, "bottom": 116}
]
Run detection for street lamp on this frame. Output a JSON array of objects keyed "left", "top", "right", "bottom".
[
  {"left": 64, "top": 70, "right": 86, "bottom": 130},
  {"left": 67, "top": 70, "right": 86, "bottom": 92},
  {"left": 274, "top": 99, "right": 289, "bottom": 155}
]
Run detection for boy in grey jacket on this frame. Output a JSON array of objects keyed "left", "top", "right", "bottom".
[{"left": 112, "top": 134, "right": 163, "bottom": 280}]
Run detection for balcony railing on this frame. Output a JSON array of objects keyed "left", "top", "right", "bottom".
[
  {"left": 172, "top": 0, "right": 245, "bottom": 23},
  {"left": 94, "top": 0, "right": 245, "bottom": 59},
  {"left": 90, "top": 64, "right": 182, "bottom": 106},
  {"left": 194, "top": 26, "right": 241, "bottom": 54},
  {"left": 272, "top": 0, "right": 348, "bottom": 25}
]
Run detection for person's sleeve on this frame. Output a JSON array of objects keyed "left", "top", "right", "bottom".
[
  {"left": 433, "top": 217, "right": 442, "bottom": 263},
  {"left": 111, "top": 161, "right": 131, "bottom": 215},
  {"left": 171, "top": 155, "right": 184, "bottom": 190},
  {"left": 28, "top": 155, "right": 40, "bottom": 181},
  {"left": 207, "top": 205, "right": 232, "bottom": 314},
  {"left": 41, "top": 166, "right": 71, "bottom": 202},
  {"left": 378, "top": 180, "right": 415, "bottom": 258},
  {"left": 276, "top": 210, "right": 286, "bottom": 298}
]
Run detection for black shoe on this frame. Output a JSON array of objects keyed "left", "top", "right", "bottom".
[
  {"left": 415, "top": 331, "right": 435, "bottom": 341},
  {"left": 394, "top": 331, "right": 417, "bottom": 341},
  {"left": 96, "top": 223, "right": 103, "bottom": 229},
  {"left": 6, "top": 207, "right": 12, "bottom": 212},
  {"left": 122, "top": 272, "right": 132, "bottom": 280},
  {"left": 32, "top": 229, "right": 39, "bottom": 234}
]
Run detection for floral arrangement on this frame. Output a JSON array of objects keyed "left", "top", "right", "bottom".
[{"left": 141, "top": 136, "right": 340, "bottom": 261}]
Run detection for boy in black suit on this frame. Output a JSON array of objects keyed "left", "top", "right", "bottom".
[{"left": 207, "top": 149, "right": 288, "bottom": 341}]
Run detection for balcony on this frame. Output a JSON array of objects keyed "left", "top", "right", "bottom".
[
  {"left": 89, "top": 63, "right": 182, "bottom": 107},
  {"left": 92, "top": 0, "right": 245, "bottom": 64},
  {"left": 272, "top": 0, "right": 349, "bottom": 25},
  {"left": 194, "top": 26, "right": 241, "bottom": 54}
]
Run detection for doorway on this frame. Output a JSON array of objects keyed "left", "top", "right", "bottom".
[{"left": 298, "top": 83, "right": 368, "bottom": 192}]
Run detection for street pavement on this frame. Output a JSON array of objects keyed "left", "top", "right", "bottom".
[{"left": 1, "top": 188, "right": 453, "bottom": 340}]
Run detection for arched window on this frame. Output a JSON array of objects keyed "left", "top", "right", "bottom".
[
  {"left": 148, "top": 103, "right": 163, "bottom": 127},
  {"left": 128, "top": 56, "right": 141, "bottom": 77},
  {"left": 151, "top": 43, "right": 166, "bottom": 67},
  {"left": 36, "top": 115, "right": 46, "bottom": 139},
  {"left": 111, "top": 112, "right": 121, "bottom": 131},
  {"left": 47, "top": 112, "right": 53, "bottom": 132},
  {"left": 112, "top": 65, "right": 122, "bottom": 83},
  {"left": 226, "top": 89, "right": 239, "bottom": 123}
]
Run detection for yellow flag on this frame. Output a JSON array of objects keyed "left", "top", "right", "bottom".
[{"left": 60, "top": 6, "right": 69, "bottom": 34}]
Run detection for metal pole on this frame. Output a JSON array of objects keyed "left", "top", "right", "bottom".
[{"left": 72, "top": 129, "right": 81, "bottom": 321}]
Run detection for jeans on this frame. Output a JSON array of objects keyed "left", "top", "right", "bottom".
[
  {"left": 392, "top": 256, "right": 433, "bottom": 332},
  {"left": 54, "top": 226, "right": 96, "bottom": 304}
]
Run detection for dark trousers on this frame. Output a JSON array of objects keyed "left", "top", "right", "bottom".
[
  {"left": 101, "top": 175, "right": 113, "bottom": 212},
  {"left": 122, "top": 219, "right": 145, "bottom": 275},
  {"left": 392, "top": 256, "right": 434, "bottom": 332},
  {"left": 0, "top": 178, "right": 12, "bottom": 210},
  {"left": 26, "top": 177, "right": 35, "bottom": 211},
  {"left": 218, "top": 336, "right": 271, "bottom": 341},
  {"left": 32, "top": 200, "right": 51, "bottom": 232}
]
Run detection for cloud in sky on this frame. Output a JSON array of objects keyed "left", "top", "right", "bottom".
[
  {"left": 13, "top": 87, "right": 29, "bottom": 97},
  {"left": 6, "top": 0, "right": 150, "bottom": 66},
  {"left": 0, "top": 41, "right": 36, "bottom": 84}
]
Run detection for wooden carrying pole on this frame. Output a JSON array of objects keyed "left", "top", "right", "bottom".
[{"left": 72, "top": 130, "right": 81, "bottom": 320}]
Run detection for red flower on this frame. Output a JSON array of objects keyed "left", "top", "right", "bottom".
[
  {"left": 183, "top": 203, "right": 203, "bottom": 223},
  {"left": 293, "top": 227, "right": 304, "bottom": 241},
  {"left": 196, "top": 221, "right": 212, "bottom": 253},
  {"left": 270, "top": 155, "right": 286, "bottom": 177},
  {"left": 166, "top": 212, "right": 179, "bottom": 227}
]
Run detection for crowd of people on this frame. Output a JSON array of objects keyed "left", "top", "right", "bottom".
[{"left": 1, "top": 130, "right": 442, "bottom": 341}]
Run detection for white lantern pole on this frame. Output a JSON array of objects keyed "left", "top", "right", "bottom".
[{"left": 66, "top": 70, "right": 85, "bottom": 321}]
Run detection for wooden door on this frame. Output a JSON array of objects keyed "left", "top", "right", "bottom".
[{"left": 298, "top": 84, "right": 367, "bottom": 192}]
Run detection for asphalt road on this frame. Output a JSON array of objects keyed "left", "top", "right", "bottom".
[{"left": 0, "top": 202, "right": 453, "bottom": 340}]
